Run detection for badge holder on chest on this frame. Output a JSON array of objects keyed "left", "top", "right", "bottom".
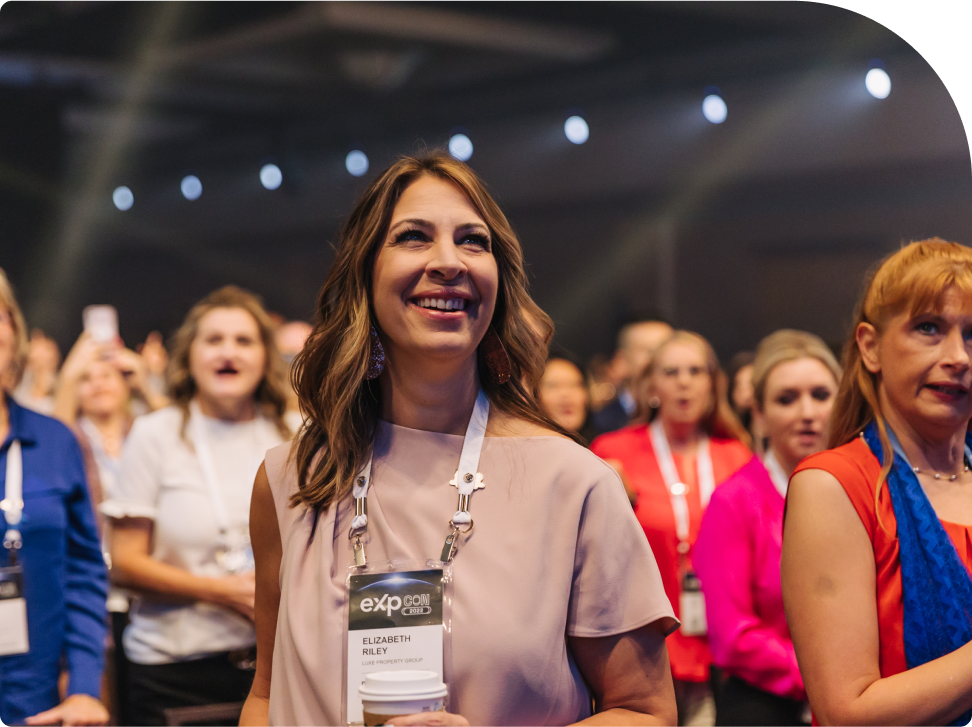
[
  {"left": 190, "top": 402, "right": 256, "bottom": 575},
  {"left": 0, "top": 440, "right": 30, "bottom": 656},
  {"left": 649, "top": 420, "right": 711, "bottom": 638},
  {"left": 342, "top": 390, "right": 489, "bottom": 727}
]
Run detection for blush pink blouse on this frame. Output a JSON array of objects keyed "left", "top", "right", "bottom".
[
  {"left": 264, "top": 421, "right": 676, "bottom": 726},
  {"left": 693, "top": 455, "right": 805, "bottom": 700}
]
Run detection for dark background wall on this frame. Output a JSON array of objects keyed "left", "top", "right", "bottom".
[{"left": 0, "top": 2, "right": 968, "bottom": 364}]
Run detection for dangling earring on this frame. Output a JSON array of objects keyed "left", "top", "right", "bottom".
[
  {"left": 365, "top": 324, "right": 385, "bottom": 380},
  {"left": 481, "top": 327, "right": 512, "bottom": 385},
  {"left": 648, "top": 395, "right": 661, "bottom": 409}
]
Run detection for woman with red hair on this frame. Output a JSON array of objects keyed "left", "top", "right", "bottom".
[{"left": 783, "top": 239, "right": 972, "bottom": 725}]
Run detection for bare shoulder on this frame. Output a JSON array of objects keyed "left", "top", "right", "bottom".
[
  {"left": 783, "top": 466, "right": 870, "bottom": 560},
  {"left": 787, "top": 467, "right": 854, "bottom": 515},
  {"left": 485, "top": 408, "right": 571, "bottom": 440}
]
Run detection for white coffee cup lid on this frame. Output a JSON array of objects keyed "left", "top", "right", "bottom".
[{"left": 358, "top": 670, "right": 448, "bottom": 702}]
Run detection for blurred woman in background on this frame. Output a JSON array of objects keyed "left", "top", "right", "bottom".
[
  {"left": 783, "top": 240, "right": 972, "bottom": 725},
  {"left": 592, "top": 330, "right": 751, "bottom": 726},
  {"left": 12, "top": 329, "right": 60, "bottom": 415},
  {"left": 694, "top": 330, "right": 840, "bottom": 725},
  {"left": 539, "top": 356, "right": 595, "bottom": 442},
  {"left": 103, "top": 286, "right": 290, "bottom": 726},
  {"left": 54, "top": 333, "right": 169, "bottom": 513},
  {"left": 0, "top": 270, "right": 108, "bottom": 726},
  {"left": 53, "top": 333, "right": 170, "bottom": 723}
]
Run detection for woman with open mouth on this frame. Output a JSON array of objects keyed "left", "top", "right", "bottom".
[
  {"left": 103, "top": 286, "right": 291, "bottom": 726},
  {"left": 694, "top": 329, "right": 841, "bottom": 725},
  {"left": 591, "top": 331, "right": 752, "bottom": 726},
  {"left": 783, "top": 239, "right": 972, "bottom": 725}
]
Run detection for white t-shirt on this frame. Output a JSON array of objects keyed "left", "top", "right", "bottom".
[{"left": 102, "top": 404, "right": 286, "bottom": 664}]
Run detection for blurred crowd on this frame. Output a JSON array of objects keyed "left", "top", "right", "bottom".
[{"left": 0, "top": 271, "right": 837, "bottom": 726}]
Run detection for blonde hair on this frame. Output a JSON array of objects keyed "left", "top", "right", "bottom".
[
  {"left": 0, "top": 268, "right": 28, "bottom": 390},
  {"left": 167, "top": 285, "right": 290, "bottom": 438},
  {"left": 751, "top": 329, "right": 842, "bottom": 410},
  {"left": 291, "top": 152, "right": 575, "bottom": 512},
  {"left": 643, "top": 330, "right": 752, "bottom": 447},
  {"left": 829, "top": 239, "right": 972, "bottom": 516}
]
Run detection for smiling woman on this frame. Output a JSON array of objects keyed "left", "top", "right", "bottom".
[
  {"left": 101, "top": 286, "right": 291, "bottom": 726},
  {"left": 240, "top": 152, "right": 679, "bottom": 727},
  {"left": 782, "top": 239, "right": 972, "bottom": 726}
]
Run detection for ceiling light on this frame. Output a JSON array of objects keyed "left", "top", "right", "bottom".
[
  {"left": 702, "top": 94, "right": 727, "bottom": 124},
  {"left": 448, "top": 134, "right": 473, "bottom": 161},
  {"left": 866, "top": 68, "right": 891, "bottom": 99},
  {"left": 564, "top": 115, "right": 589, "bottom": 144},
  {"left": 260, "top": 163, "right": 282, "bottom": 190},
  {"left": 346, "top": 150, "right": 369, "bottom": 177},
  {"left": 112, "top": 186, "right": 133, "bottom": 211},
  {"left": 180, "top": 175, "right": 202, "bottom": 200}
]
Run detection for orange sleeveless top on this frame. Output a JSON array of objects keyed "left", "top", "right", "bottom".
[{"left": 794, "top": 437, "right": 972, "bottom": 677}]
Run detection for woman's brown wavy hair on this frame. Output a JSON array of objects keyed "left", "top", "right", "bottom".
[
  {"left": 167, "top": 285, "right": 290, "bottom": 439},
  {"left": 828, "top": 239, "right": 972, "bottom": 521},
  {"left": 640, "top": 330, "right": 752, "bottom": 448},
  {"left": 289, "top": 152, "right": 577, "bottom": 511}
]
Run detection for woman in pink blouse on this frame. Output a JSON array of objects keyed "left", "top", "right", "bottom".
[{"left": 694, "top": 330, "right": 840, "bottom": 725}]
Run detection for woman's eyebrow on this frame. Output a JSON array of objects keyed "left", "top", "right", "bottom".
[
  {"left": 456, "top": 222, "right": 490, "bottom": 234},
  {"left": 389, "top": 218, "right": 434, "bottom": 232}
]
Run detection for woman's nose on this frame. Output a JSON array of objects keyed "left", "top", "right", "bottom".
[
  {"left": 427, "top": 239, "right": 466, "bottom": 280},
  {"left": 941, "top": 328, "right": 971, "bottom": 370}
]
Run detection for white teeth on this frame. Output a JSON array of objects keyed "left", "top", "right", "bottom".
[{"left": 417, "top": 297, "right": 465, "bottom": 311}]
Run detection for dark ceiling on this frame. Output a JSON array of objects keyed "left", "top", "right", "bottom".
[{"left": 0, "top": 1, "right": 968, "bottom": 362}]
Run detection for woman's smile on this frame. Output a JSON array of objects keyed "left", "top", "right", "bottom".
[{"left": 406, "top": 289, "right": 474, "bottom": 321}]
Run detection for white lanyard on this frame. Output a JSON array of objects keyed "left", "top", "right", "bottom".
[
  {"left": 1, "top": 440, "right": 23, "bottom": 553},
  {"left": 78, "top": 417, "right": 121, "bottom": 496},
  {"left": 350, "top": 389, "right": 490, "bottom": 566},
  {"left": 648, "top": 419, "right": 713, "bottom": 549},
  {"left": 189, "top": 401, "right": 264, "bottom": 536},
  {"left": 763, "top": 449, "right": 789, "bottom": 498}
]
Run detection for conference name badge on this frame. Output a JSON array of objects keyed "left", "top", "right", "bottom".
[
  {"left": 0, "top": 564, "right": 29, "bottom": 656},
  {"left": 344, "top": 567, "right": 449, "bottom": 725},
  {"left": 679, "top": 571, "right": 707, "bottom": 637}
]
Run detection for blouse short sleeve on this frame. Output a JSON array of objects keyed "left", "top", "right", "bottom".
[
  {"left": 566, "top": 461, "right": 678, "bottom": 638},
  {"left": 101, "top": 409, "right": 170, "bottom": 520}
]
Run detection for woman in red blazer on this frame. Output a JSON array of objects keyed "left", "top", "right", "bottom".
[{"left": 592, "top": 330, "right": 750, "bottom": 726}]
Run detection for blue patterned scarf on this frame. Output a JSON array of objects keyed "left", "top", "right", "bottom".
[{"left": 863, "top": 421, "right": 972, "bottom": 725}]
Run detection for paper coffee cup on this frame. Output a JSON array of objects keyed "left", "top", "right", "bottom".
[{"left": 359, "top": 670, "right": 448, "bottom": 726}]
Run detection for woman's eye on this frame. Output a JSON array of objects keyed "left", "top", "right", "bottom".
[
  {"left": 662, "top": 367, "right": 678, "bottom": 377},
  {"left": 394, "top": 229, "right": 429, "bottom": 244},
  {"left": 689, "top": 366, "right": 704, "bottom": 377},
  {"left": 777, "top": 394, "right": 796, "bottom": 406},
  {"left": 812, "top": 388, "right": 833, "bottom": 401},
  {"left": 460, "top": 233, "right": 490, "bottom": 251},
  {"left": 916, "top": 321, "right": 939, "bottom": 335}
]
